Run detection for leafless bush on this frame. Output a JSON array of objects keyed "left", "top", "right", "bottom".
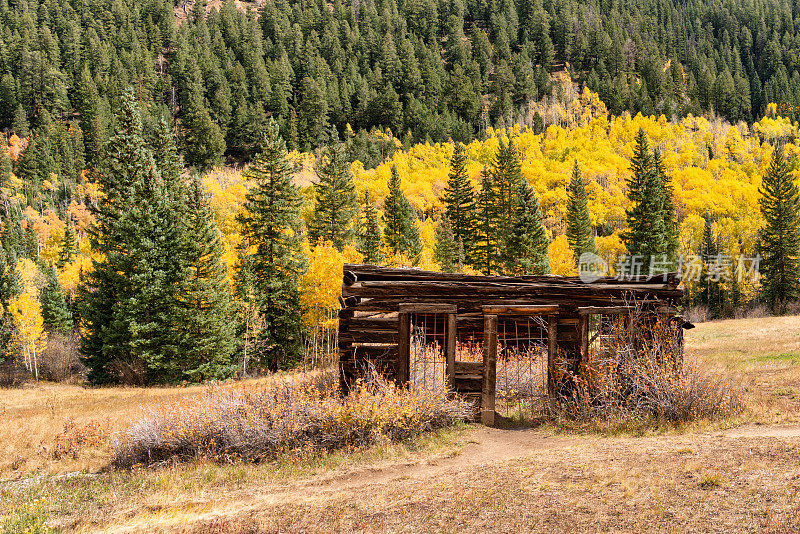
[
  {"left": 782, "top": 301, "right": 800, "bottom": 316},
  {"left": 735, "top": 303, "right": 770, "bottom": 320},
  {"left": 551, "top": 312, "right": 743, "bottom": 427},
  {"left": 0, "top": 356, "right": 24, "bottom": 387},
  {"left": 683, "top": 305, "right": 708, "bottom": 324},
  {"left": 40, "top": 332, "right": 86, "bottom": 382},
  {"left": 113, "top": 368, "right": 472, "bottom": 467}
]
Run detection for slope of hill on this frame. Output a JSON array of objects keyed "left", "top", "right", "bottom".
[{"left": 2, "top": 0, "right": 800, "bottom": 168}]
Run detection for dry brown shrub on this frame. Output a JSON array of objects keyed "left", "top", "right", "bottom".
[
  {"left": 51, "top": 419, "right": 107, "bottom": 460},
  {"left": 683, "top": 305, "right": 709, "bottom": 324},
  {"left": 39, "top": 332, "right": 86, "bottom": 382},
  {"left": 551, "top": 311, "right": 743, "bottom": 428},
  {"left": 112, "top": 368, "right": 472, "bottom": 467}
]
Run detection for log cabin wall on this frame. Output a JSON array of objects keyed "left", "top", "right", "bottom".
[{"left": 338, "top": 264, "right": 684, "bottom": 422}]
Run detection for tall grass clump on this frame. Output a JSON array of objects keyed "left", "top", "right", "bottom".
[
  {"left": 551, "top": 311, "right": 743, "bottom": 429},
  {"left": 113, "top": 368, "right": 472, "bottom": 467}
]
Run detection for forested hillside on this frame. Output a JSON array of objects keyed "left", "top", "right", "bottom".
[{"left": 3, "top": 0, "right": 800, "bottom": 168}]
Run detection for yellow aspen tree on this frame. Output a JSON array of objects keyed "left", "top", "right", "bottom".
[{"left": 9, "top": 291, "right": 47, "bottom": 380}]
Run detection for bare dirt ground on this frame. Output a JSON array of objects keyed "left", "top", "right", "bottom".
[
  {"left": 103, "top": 424, "right": 793, "bottom": 533},
  {"left": 3, "top": 316, "right": 800, "bottom": 532}
]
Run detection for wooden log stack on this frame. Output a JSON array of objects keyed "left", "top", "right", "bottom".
[{"left": 338, "top": 264, "right": 682, "bottom": 396}]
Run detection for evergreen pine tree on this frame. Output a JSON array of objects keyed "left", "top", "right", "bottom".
[
  {"left": 476, "top": 138, "right": 523, "bottom": 274},
  {"left": 178, "top": 175, "right": 237, "bottom": 380},
  {"left": 758, "top": 144, "right": 800, "bottom": 313},
  {"left": 57, "top": 224, "right": 78, "bottom": 268},
  {"left": 383, "top": 164, "right": 422, "bottom": 261},
  {"left": 237, "top": 120, "right": 306, "bottom": 370},
  {"left": 623, "top": 128, "right": 667, "bottom": 273},
  {"left": 434, "top": 216, "right": 460, "bottom": 273},
  {"left": 308, "top": 143, "right": 358, "bottom": 250},
  {"left": 505, "top": 181, "right": 550, "bottom": 275},
  {"left": 565, "top": 159, "right": 595, "bottom": 265},
  {"left": 0, "top": 142, "right": 11, "bottom": 188},
  {"left": 476, "top": 166, "right": 501, "bottom": 274},
  {"left": 696, "top": 213, "right": 723, "bottom": 317},
  {"left": 652, "top": 148, "right": 679, "bottom": 265},
  {"left": 442, "top": 142, "right": 476, "bottom": 262},
  {"left": 182, "top": 85, "right": 226, "bottom": 170},
  {"left": 358, "top": 190, "right": 384, "bottom": 264},
  {"left": 78, "top": 88, "right": 186, "bottom": 384},
  {"left": 0, "top": 247, "right": 21, "bottom": 368},
  {"left": 41, "top": 264, "right": 72, "bottom": 332}
]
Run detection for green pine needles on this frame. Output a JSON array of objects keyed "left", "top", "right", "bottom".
[
  {"left": 758, "top": 144, "right": 800, "bottom": 313},
  {"left": 443, "top": 142, "right": 476, "bottom": 264},
  {"left": 238, "top": 119, "right": 306, "bottom": 371},
  {"left": 78, "top": 89, "right": 235, "bottom": 385},
  {"left": 383, "top": 164, "right": 422, "bottom": 262},
  {"left": 623, "top": 128, "right": 679, "bottom": 274},
  {"left": 566, "top": 159, "right": 595, "bottom": 265},
  {"left": 358, "top": 190, "right": 385, "bottom": 264},
  {"left": 505, "top": 180, "right": 550, "bottom": 275},
  {"left": 309, "top": 143, "right": 358, "bottom": 250}
]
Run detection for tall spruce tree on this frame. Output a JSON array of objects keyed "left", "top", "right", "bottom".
[
  {"left": 308, "top": 143, "right": 358, "bottom": 250},
  {"left": 476, "top": 138, "right": 524, "bottom": 274},
  {"left": 565, "top": 159, "right": 595, "bottom": 265},
  {"left": 652, "top": 148, "right": 679, "bottom": 265},
  {"left": 383, "top": 164, "right": 422, "bottom": 261},
  {"left": 505, "top": 180, "right": 550, "bottom": 275},
  {"left": 442, "top": 142, "right": 476, "bottom": 262},
  {"left": 758, "top": 145, "right": 800, "bottom": 313},
  {"left": 358, "top": 190, "right": 384, "bottom": 264},
  {"left": 237, "top": 120, "right": 306, "bottom": 370},
  {"left": 696, "top": 213, "right": 723, "bottom": 317},
  {"left": 78, "top": 88, "right": 187, "bottom": 384},
  {"left": 178, "top": 175, "right": 237, "bottom": 380},
  {"left": 476, "top": 166, "right": 501, "bottom": 274},
  {"left": 0, "top": 247, "right": 21, "bottom": 369},
  {"left": 41, "top": 264, "right": 72, "bottom": 332},
  {"left": 623, "top": 128, "right": 667, "bottom": 273},
  {"left": 434, "top": 216, "right": 460, "bottom": 273},
  {"left": 79, "top": 88, "right": 159, "bottom": 384},
  {"left": 57, "top": 224, "right": 78, "bottom": 268}
]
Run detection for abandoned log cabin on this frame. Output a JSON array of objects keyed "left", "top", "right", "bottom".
[{"left": 338, "top": 264, "right": 686, "bottom": 425}]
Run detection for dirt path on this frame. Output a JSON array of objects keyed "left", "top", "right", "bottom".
[
  {"left": 110, "top": 428, "right": 581, "bottom": 533},
  {"left": 108, "top": 424, "right": 800, "bottom": 532}
]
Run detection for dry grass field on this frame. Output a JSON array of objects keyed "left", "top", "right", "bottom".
[{"left": 2, "top": 315, "right": 800, "bottom": 532}]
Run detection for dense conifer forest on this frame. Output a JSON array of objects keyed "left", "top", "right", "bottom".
[
  {"left": 3, "top": 0, "right": 800, "bottom": 167},
  {"left": 1, "top": 0, "right": 800, "bottom": 385}
]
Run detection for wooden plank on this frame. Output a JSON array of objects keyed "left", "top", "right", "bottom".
[
  {"left": 446, "top": 313, "right": 456, "bottom": 391},
  {"left": 338, "top": 329, "right": 397, "bottom": 346},
  {"left": 579, "top": 314, "right": 589, "bottom": 364},
  {"left": 577, "top": 306, "right": 636, "bottom": 315},
  {"left": 343, "top": 270, "right": 358, "bottom": 286},
  {"left": 343, "top": 263, "right": 680, "bottom": 286},
  {"left": 344, "top": 281, "right": 679, "bottom": 300},
  {"left": 351, "top": 345, "right": 398, "bottom": 360},
  {"left": 397, "top": 312, "right": 410, "bottom": 387},
  {"left": 481, "top": 304, "right": 559, "bottom": 315},
  {"left": 481, "top": 314, "right": 498, "bottom": 426},
  {"left": 547, "top": 315, "right": 557, "bottom": 397},
  {"left": 399, "top": 303, "right": 458, "bottom": 313},
  {"left": 454, "top": 361, "right": 483, "bottom": 374}
]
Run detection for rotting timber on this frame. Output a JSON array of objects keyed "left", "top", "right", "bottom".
[{"left": 338, "top": 264, "right": 685, "bottom": 425}]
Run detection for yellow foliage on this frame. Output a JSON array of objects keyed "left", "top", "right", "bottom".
[
  {"left": 17, "top": 258, "right": 43, "bottom": 297},
  {"left": 9, "top": 290, "right": 47, "bottom": 379},
  {"left": 549, "top": 235, "right": 576, "bottom": 276}
]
